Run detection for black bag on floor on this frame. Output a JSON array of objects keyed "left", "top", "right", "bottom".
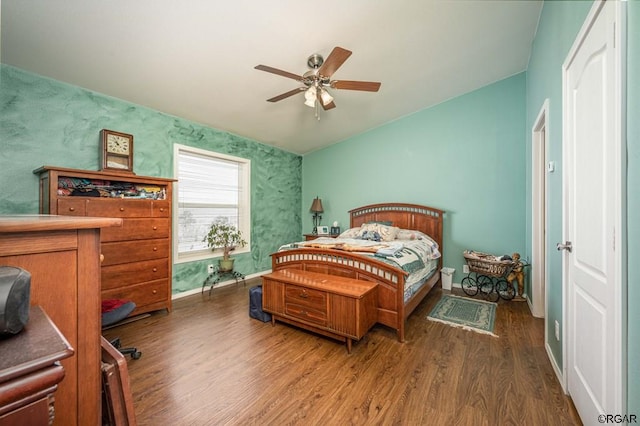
[{"left": 249, "top": 285, "right": 271, "bottom": 322}]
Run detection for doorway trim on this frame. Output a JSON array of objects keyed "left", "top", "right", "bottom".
[{"left": 531, "top": 98, "right": 549, "bottom": 320}]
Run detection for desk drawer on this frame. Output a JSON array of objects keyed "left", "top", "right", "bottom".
[
  {"left": 86, "top": 199, "right": 152, "bottom": 217},
  {"left": 285, "top": 303, "right": 327, "bottom": 326},
  {"left": 102, "top": 279, "right": 169, "bottom": 312},
  {"left": 151, "top": 201, "right": 171, "bottom": 217},
  {"left": 57, "top": 198, "right": 87, "bottom": 216},
  {"left": 101, "top": 218, "right": 170, "bottom": 242},
  {"left": 101, "top": 258, "right": 169, "bottom": 290},
  {"left": 285, "top": 284, "right": 326, "bottom": 308},
  {"left": 101, "top": 239, "right": 169, "bottom": 266}
]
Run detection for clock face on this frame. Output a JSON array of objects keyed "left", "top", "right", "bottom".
[{"left": 106, "top": 134, "right": 130, "bottom": 155}]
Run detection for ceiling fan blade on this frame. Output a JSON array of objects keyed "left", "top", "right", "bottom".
[
  {"left": 267, "top": 87, "right": 305, "bottom": 102},
  {"left": 318, "top": 47, "right": 352, "bottom": 78},
  {"left": 332, "top": 80, "right": 381, "bottom": 92},
  {"left": 255, "top": 65, "right": 303, "bottom": 81}
]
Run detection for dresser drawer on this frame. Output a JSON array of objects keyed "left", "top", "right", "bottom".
[
  {"left": 86, "top": 199, "right": 152, "bottom": 217},
  {"left": 101, "top": 239, "right": 169, "bottom": 266},
  {"left": 285, "top": 303, "right": 327, "bottom": 326},
  {"left": 101, "top": 218, "right": 170, "bottom": 242},
  {"left": 101, "top": 258, "right": 169, "bottom": 290},
  {"left": 151, "top": 201, "right": 171, "bottom": 217},
  {"left": 285, "top": 284, "right": 327, "bottom": 308},
  {"left": 102, "top": 279, "right": 169, "bottom": 312},
  {"left": 57, "top": 198, "right": 87, "bottom": 216}
]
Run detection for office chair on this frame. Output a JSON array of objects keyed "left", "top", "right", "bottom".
[{"left": 101, "top": 299, "right": 142, "bottom": 360}]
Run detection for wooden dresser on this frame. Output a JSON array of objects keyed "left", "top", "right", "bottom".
[
  {"left": 34, "top": 166, "right": 175, "bottom": 315},
  {"left": 0, "top": 306, "right": 74, "bottom": 425},
  {"left": 261, "top": 269, "right": 378, "bottom": 353},
  {"left": 0, "top": 215, "right": 121, "bottom": 425}
]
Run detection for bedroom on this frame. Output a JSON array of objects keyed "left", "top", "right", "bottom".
[{"left": 0, "top": 1, "right": 638, "bottom": 424}]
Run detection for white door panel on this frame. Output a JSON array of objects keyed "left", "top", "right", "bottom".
[{"left": 562, "top": 0, "right": 623, "bottom": 422}]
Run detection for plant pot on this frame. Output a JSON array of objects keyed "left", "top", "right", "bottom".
[{"left": 218, "top": 258, "right": 234, "bottom": 272}]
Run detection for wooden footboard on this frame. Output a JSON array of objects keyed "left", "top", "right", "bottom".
[{"left": 272, "top": 248, "right": 426, "bottom": 341}]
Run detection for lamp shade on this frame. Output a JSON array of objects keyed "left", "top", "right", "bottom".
[
  {"left": 319, "top": 88, "right": 333, "bottom": 106},
  {"left": 309, "top": 197, "right": 324, "bottom": 213}
]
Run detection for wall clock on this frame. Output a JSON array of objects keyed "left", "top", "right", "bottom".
[{"left": 100, "top": 129, "right": 134, "bottom": 173}]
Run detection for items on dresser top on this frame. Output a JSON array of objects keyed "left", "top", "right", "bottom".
[{"left": 34, "top": 166, "right": 175, "bottom": 316}]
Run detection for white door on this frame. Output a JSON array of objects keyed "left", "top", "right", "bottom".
[{"left": 562, "top": 0, "right": 624, "bottom": 422}]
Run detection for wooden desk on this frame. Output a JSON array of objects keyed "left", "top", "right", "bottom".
[
  {"left": 0, "top": 306, "right": 74, "bottom": 424},
  {"left": 0, "top": 215, "right": 121, "bottom": 425}
]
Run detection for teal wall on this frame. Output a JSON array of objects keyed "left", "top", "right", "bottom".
[
  {"left": 303, "top": 73, "right": 527, "bottom": 287},
  {"left": 627, "top": 0, "right": 639, "bottom": 416},
  {"left": 0, "top": 65, "right": 302, "bottom": 294},
  {"left": 524, "top": 0, "right": 592, "bottom": 376}
]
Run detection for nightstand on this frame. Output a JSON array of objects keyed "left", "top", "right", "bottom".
[{"left": 304, "top": 233, "right": 339, "bottom": 241}]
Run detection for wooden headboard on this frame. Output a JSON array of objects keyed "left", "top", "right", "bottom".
[{"left": 349, "top": 203, "right": 444, "bottom": 252}]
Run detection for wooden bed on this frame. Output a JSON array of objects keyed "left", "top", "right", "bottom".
[{"left": 271, "top": 202, "right": 444, "bottom": 342}]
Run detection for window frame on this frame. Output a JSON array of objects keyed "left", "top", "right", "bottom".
[{"left": 173, "top": 143, "right": 251, "bottom": 264}]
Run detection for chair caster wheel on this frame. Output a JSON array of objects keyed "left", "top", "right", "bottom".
[{"left": 131, "top": 351, "right": 142, "bottom": 360}]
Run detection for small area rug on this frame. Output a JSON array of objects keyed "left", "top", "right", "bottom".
[{"left": 427, "top": 294, "right": 497, "bottom": 337}]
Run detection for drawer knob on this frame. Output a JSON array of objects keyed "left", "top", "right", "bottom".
[
  {"left": 119, "top": 207, "right": 125, "bottom": 212},
  {"left": 153, "top": 247, "right": 158, "bottom": 251},
  {"left": 159, "top": 208, "right": 165, "bottom": 212},
  {"left": 153, "top": 226, "right": 157, "bottom": 230},
  {"left": 153, "top": 267, "right": 157, "bottom": 272},
  {"left": 69, "top": 207, "right": 75, "bottom": 212},
  {"left": 299, "top": 291, "right": 308, "bottom": 298},
  {"left": 153, "top": 290, "right": 157, "bottom": 294}
]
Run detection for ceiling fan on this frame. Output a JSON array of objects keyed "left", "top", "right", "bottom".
[{"left": 255, "top": 47, "right": 381, "bottom": 118}]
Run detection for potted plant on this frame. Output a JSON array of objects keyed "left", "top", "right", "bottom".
[{"left": 203, "top": 219, "right": 247, "bottom": 272}]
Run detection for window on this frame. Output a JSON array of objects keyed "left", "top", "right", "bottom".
[{"left": 174, "top": 144, "right": 250, "bottom": 262}]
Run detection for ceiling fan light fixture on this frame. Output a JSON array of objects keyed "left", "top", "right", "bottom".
[
  {"left": 304, "top": 86, "right": 316, "bottom": 101},
  {"left": 319, "top": 88, "right": 333, "bottom": 106}
]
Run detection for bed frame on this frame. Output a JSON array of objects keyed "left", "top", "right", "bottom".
[{"left": 271, "top": 202, "right": 444, "bottom": 342}]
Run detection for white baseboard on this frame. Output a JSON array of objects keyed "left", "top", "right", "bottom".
[
  {"left": 172, "top": 270, "right": 270, "bottom": 300},
  {"left": 545, "top": 342, "right": 567, "bottom": 393}
]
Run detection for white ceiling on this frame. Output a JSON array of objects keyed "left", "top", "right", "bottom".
[{"left": 1, "top": 0, "right": 542, "bottom": 155}]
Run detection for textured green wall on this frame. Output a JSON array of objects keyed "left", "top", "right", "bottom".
[
  {"left": 627, "top": 0, "right": 639, "bottom": 415},
  {"left": 303, "top": 73, "right": 527, "bottom": 287},
  {"left": 0, "top": 65, "right": 302, "bottom": 294},
  {"left": 524, "top": 0, "right": 592, "bottom": 377}
]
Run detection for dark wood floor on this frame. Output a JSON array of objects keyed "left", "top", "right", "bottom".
[{"left": 104, "top": 279, "right": 582, "bottom": 426}]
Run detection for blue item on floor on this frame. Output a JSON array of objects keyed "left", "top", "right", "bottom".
[{"left": 249, "top": 286, "right": 271, "bottom": 322}]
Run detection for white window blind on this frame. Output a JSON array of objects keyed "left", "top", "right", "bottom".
[{"left": 174, "top": 144, "right": 250, "bottom": 262}]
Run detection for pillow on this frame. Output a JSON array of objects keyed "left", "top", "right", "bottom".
[
  {"left": 366, "top": 220, "right": 393, "bottom": 226},
  {"left": 396, "top": 229, "right": 419, "bottom": 240},
  {"left": 397, "top": 229, "right": 439, "bottom": 247},
  {"left": 358, "top": 222, "right": 400, "bottom": 242},
  {"left": 338, "top": 227, "right": 361, "bottom": 239}
]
